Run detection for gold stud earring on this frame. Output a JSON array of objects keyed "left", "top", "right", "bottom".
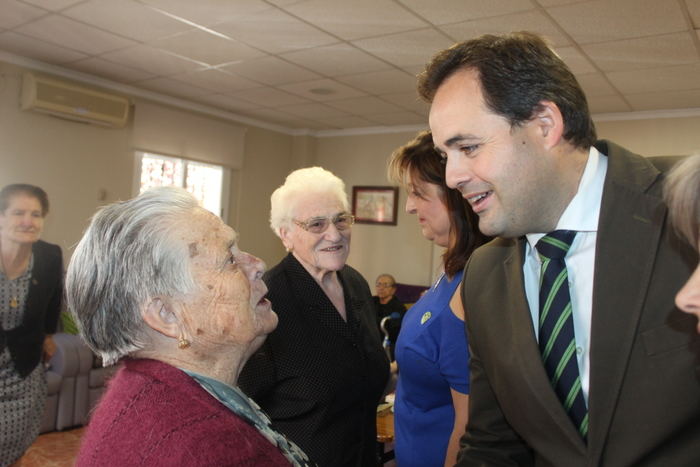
[{"left": 178, "top": 333, "right": 190, "bottom": 349}]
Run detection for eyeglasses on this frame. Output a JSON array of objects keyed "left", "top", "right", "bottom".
[
  {"left": 293, "top": 213, "right": 355, "bottom": 234},
  {"left": 375, "top": 282, "right": 395, "bottom": 288}
]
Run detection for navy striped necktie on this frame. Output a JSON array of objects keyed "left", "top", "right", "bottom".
[{"left": 536, "top": 230, "right": 588, "bottom": 440}]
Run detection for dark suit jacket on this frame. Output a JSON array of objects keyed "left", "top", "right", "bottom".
[
  {"left": 239, "top": 254, "right": 390, "bottom": 467},
  {"left": 457, "top": 141, "right": 699, "bottom": 466},
  {"left": 1, "top": 240, "right": 63, "bottom": 378}
]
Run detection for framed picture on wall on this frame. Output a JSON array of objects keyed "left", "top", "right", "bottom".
[{"left": 352, "top": 186, "right": 399, "bottom": 225}]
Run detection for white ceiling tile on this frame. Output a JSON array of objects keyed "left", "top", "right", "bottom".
[
  {"left": 195, "top": 93, "right": 262, "bottom": 112},
  {"left": 537, "top": 0, "right": 589, "bottom": 5},
  {"left": 625, "top": 89, "right": 700, "bottom": 111},
  {"left": 401, "top": 64, "right": 425, "bottom": 75},
  {"left": 554, "top": 46, "right": 596, "bottom": 74},
  {"left": 266, "top": 0, "right": 305, "bottom": 6},
  {"left": 220, "top": 56, "right": 321, "bottom": 86},
  {"left": 283, "top": 0, "right": 427, "bottom": 40},
  {"left": 171, "top": 69, "right": 261, "bottom": 93},
  {"left": 289, "top": 119, "right": 336, "bottom": 130},
  {"left": 277, "top": 78, "right": 366, "bottom": 101},
  {"left": 281, "top": 43, "right": 391, "bottom": 77},
  {"left": 325, "top": 96, "right": 404, "bottom": 115},
  {"left": 320, "top": 115, "right": 377, "bottom": 128},
  {"left": 149, "top": 28, "right": 265, "bottom": 66},
  {"left": 547, "top": 0, "right": 687, "bottom": 44},
  {"left": 366, "top": 111, "right": 427, "bottom": 126},
  {"left": 237, "top": 107, "right": 308, "bottom": 126},
  {"left": 212, "top": 7, "right": 337, "bottom": 54},
  {"left": 21, "top": 0, "right": 83, "bottom": 10},
  {"left": 586, "top": 94, "right": 631, "bottom": 113},
  {"left": 0, "top": 0, "right": 46, "bottom": 29},
  {"left": 229, "top": 86, "right": 310, "bottom": 107},
  {"left": 100, "top": 45, "right": 204, "bottom": 75},
  {"left": 336, "top": 69, "right": 417, "bottom": 95},
  {"left": 440, "top": 10, "right": 570, "bottom": 47},
  {"left": 379, "top": 91, "right": 428, "bottom": 113},
  {"left": 352, "top": 28, "right": 453, "bottom": 68},
  {"left": 582, "top": 32, "right": 699, "bottom": 72},
  {"left": 400, "top": 0, "right": 535, "bottom": 26},
  {"left": 576, "top": 72, "right": 618, "bottom": 97},
  {"left": 62, "top": 0, "right": 191, "bottom": 42},
  {"left": 139, "top": 0, "right": 270, "bottom": 27},
  {"left": 606, "top": 62, "right": 700, "bottom": 94},
  {"left": 70, "top": 56, "right": 156, "bottom": 82},
  {"left": 688, "top": 0, "right": 700, "bottom": 27},
  {"left": 16, "top": 15, "right": 137, "bottom": 55},
  {"left": 135, "top": 77, "right": 212, "bottom": 99},
  {"left": 0, "top": 31, "right": 87, "bottom": 63},
  {"left": 276, "top": 102, "right": 349, "bottom": 119}
]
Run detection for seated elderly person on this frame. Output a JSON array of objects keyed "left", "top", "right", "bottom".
[
  {"left": 65, "top": 187, "right": 310, "bottom": 466},
  {"left": 664, "top": 154, "right": 700, "bottom": 332},
  {"left": 373, "top": 274, "right": 405, "bottom": 361}
]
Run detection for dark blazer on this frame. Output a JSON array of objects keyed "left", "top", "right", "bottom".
[
  {"left": 457, "top": 141, "right": 699, "bottom": 466},
  {"left": 239, "top": 254, "right": 389, "bottom": 467},
  {"left": 1, "top": 240, "right": 63, "bottom": 378}
]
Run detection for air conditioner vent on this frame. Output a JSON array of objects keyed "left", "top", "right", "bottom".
[{"left": 21, "top": 72, "right": 130, "bottom": 128}]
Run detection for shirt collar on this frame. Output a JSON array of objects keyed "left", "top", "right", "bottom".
[{"left": 526, "top": 146, "right": 608, "bottom": 250}]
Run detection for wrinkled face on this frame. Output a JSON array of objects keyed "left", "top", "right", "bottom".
[
  {"left": 0, "top": 194, "right": 44, "bottom": 245},
  {"left": 405, "top": 179, "right": 450, "bottom": 247},
  {"left": 282, "top": 194, "right": 351, "bottom": 277},
  {"left": 375, "top": 275, "right": 396, "bottom": 300},
  {"left": 179, "top": 209, "right": 277, "bottom": 350},
  {"left": 675, "top": 238, "right": 700, "bottom": 333},
  {"left": 429, "top": 68, "right": 559, "bottom": 238}
]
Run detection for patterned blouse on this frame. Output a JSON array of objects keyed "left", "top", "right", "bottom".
[{"left": 183, "top": 369, "right": 314, "bottom": 467}]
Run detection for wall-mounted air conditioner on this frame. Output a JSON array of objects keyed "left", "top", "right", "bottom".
[{"left": 20, "top": 72, "right": 130, "bottom": 128}]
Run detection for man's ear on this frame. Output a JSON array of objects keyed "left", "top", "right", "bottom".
[
  {"left": 531, "top": 100, "right": 564, "bottom": 150},
  {"left": 142, "top": 297, "right": 180, "bottom": 339}
]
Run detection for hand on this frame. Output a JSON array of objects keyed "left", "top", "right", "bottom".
[{"left": 42, "top": 335, "right": 56, "bottom": 363}]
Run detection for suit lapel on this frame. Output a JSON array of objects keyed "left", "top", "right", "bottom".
[
  {"left": 587, "top": 142, "right": 665, "bottom": 462},
  {"left": 504, "top": 239, "right": 588, "bottom": 450}
]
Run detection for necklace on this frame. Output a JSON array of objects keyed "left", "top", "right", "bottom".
[{"left": 0, "top": 248, "right": 20, "bottom": 309}]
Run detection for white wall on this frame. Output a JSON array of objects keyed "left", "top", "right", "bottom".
[
  {"left": 4, "top": 57, "right": 700, "bottom": 288},
  {"left": 0, "top": 61, "right": 288, "bottom": 269},
  {"left": 314, "top": 115, "right": 700, "bottom": 287},
  {"left": 315, "top": 132, "right": 443, "bottom": 287}
]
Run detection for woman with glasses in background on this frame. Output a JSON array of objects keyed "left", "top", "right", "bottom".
[{"left": 239, "top": 167, "right": 389, "bottom": 467}]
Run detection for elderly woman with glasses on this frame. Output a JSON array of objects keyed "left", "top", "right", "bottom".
[
  {"left": 66, "top": 188, "right": 310, "bottom": 466},
  {"left": 239, "top": 167, "right": 389, "bottom": 467}
]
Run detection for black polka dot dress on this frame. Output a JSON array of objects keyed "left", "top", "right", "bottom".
[{"left": 0, "top": 256, "right": 46, "bottom": 465}]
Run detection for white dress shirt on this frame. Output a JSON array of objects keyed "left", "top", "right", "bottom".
[{"left": 523, "top": 146, "right": 608, "bottom": 404}]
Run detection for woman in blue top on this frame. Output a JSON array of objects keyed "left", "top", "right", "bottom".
[{"left": 388, "top": 131, "right": 490, "bottom": 466}]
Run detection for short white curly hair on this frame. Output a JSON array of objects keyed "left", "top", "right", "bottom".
[{"left": 269, "top": 166, "right": 349, "bottom": 238}]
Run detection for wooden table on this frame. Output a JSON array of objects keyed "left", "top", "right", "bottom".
[{"left": 376, "top": 408, "right": 395, "bottom": 463}]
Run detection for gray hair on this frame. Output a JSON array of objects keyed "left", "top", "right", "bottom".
[
  {"left": 269, "top": 166, "right": 349, "bottom": 238},
  {"left": 664, "top": 154, "right": 700, "bottom": 249},
  {"left": 65, "top": 187, "right": 200, "bottom": 365}
]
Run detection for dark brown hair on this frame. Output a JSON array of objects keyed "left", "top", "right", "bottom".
[
  {"left": 418, "top": 31, "right": 596, "bottom": 150},
  {"left": 388, "top": 130, "right": 490, "bottom": 278},
  {"left": 0, "top": 184, "right": 49, "bottom": 216}
]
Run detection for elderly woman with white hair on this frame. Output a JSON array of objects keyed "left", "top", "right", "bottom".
[
  {"left": 239, "top": 167, "right": 389, "bottom": 467},
  {"left": 664, "top": 154, "right": 700, "bottom": 332},
  {"left": 66, "top": 187, "right": 311, "bottom": 466}
]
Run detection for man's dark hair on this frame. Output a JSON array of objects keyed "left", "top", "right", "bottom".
[{"left": 418, "top": 31, "right": 596, "bottom": 149}]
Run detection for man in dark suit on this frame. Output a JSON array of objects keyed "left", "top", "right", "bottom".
[{"left": 419, "top": 32, "right": 699, "bottom": 466}]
